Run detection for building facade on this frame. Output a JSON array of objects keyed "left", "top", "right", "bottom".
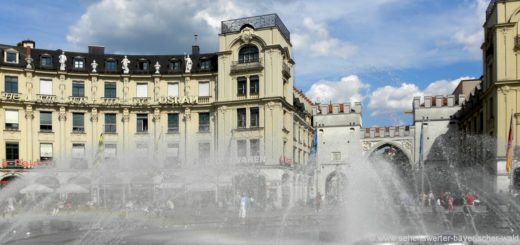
[{"left": 0, "top": 14, "right": 314, "bottom": 208}]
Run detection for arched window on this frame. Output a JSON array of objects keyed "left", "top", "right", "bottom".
[{"left": 238, "top": 45, "right": 259, "bottom": 64}]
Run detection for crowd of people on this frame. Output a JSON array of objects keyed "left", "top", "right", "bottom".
[{"left": 419, "top": 191, "right": 477, "bottom": 213}]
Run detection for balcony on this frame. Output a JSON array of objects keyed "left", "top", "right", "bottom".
[
  {"left": 231, "top": 60, "right": 263, "bottom": 74},
  {"left": 198, "top": 96, "right": 211, "bottom": 104},
  {"left": 72, "top": 127, "right": 85, "bottom": 134}
]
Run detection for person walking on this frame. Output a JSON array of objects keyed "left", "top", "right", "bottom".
[
  {"left": 447, "top": 195, "right": 454, "bottom": 212},
  {"left": 315, "top": 192, "right": 322, "bottom": 213},
  {"left": 428, "top": 191, "right": 434, "bottom": 207},
  {"left": 239, "top": 193, "right": 249, "bottom": 224}
]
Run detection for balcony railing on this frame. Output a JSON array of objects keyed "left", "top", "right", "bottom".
[
  {"left": 198, "top": 96, "right": 211, "bottom": 104},
  {"left": 1, "top": 92, "right": 21, "bottom": 101},
  {"left": 100, "top": 97, "right": 120, "bottom": 105},
  {"left": 132, "top": 97, "right": 151, "bottom": 105},
  {"left": 231, "top": 60, "right": 263, "bottom": 74},
  {"left": 36, "top": 94, "right": 57, "bottom": 103},
  {"left": 68, "top": 96, "right": 89, "bottom": 104}
]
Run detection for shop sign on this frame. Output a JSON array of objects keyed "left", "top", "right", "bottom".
[
  {"left": 158, "top": 96, "right": 198, "bottom": 105},
  {"left": 1, "top": 92, "right": 21, "bottom": 101},
  {"left": 1, "top": 159, "right": 54, "bottom": 169},
  {"left": 235, "top": 156, "right": 266, "bottom": 165}
]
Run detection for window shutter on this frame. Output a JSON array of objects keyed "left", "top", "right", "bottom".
[
  {"left": 198, "top": 82, "right": 209, "bottom": 97},
  {"left": 5, "top": 110, "right": 18, "bottom": 124},
  {"left": 40, "top": 144, "right": 53, "bottom": 157},
  {"left": 40, "top": 79, "right": 53, "bottom": 95},
  {"left": 72, "top": 145, "right": 85, "bottom": 158},
  {"left": 136, "top": 84, "right": 148, "bottom": 97},
  {"left": 168, "top": 83, "right": 179, "bottom": 97}
]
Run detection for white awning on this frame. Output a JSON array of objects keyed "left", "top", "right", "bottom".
[
  {"left": 5, "top": 110, "right": 18, "bottom": 124},
  {"left": 39, "top": 79, "right": 53, "bottom": 95},
  {"left": 40, "top": 143, "right": 53, "bottom": 157},
  {"left": 136, "top": 83, "right": 147, "bottom": 97},
  {"left": 167, "top": 83, "right": 179, "bottom": 97},
  {"left": 198, "top": 82, "right": 209, "bottom": 97}
]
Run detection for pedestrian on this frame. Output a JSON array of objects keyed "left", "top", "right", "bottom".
[
  {"left": 428, "top": 191, "right": 434, "bottom": 207},
  {"left": 239, "top": 193, "right": 248, "bottom": 223},
  {"left": 466, "top": 192, "right": 474, "bottom": 206},
  {"left": 315, "top": 192, "right": 322, "bottom": 213},
  {"left": 447, "top": 195, "right": 454, "bottom": 212}
]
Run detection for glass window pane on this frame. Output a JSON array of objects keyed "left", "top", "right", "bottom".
[
  {"left": 168, "top": 113, "right": 179, "bottom": 132},
  {"left": 40, "top": 112, "right": 52, "bottom": 125},
  {"left": 6, "top": 52, "right": 17, "bottom": 62},
  {"left": 136, "top": 84, "right": 147, "bottom": 97},
  {"left": 168, "top": 83, "right": 179, "bottom": 97},
  {"left": 5, "top": 76, "right": 18, "bottom": 93},
  {"left": 6, "top": 111, "right": 18, "bottom": 124},
  {"left": 73, "top": 113, "right": 84, "bottom": 127}
]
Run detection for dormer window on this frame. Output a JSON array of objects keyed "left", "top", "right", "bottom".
[
  {"left": 4, "top": 49, "right": 18, "bottom": 63},
  {"left": 105, "top": 59, "right": 117, "bottom": 72},
  {"left": 138, "top": 59, "right": 149, "bottom": 71},
  {"left": 238, "top": 45, "right": 259, "bottom": 64},
  {"left": 169, "top": 60, "right": 181, "bottom": 71},
  {"left": 200, "top": 59, "right": 211, "bottom": 71},
  {"left": 74, "top": 57, "right": 85, "bottom": 69},
  {"left": 40, "top": 54, "right": 52, "bottom": 67}
]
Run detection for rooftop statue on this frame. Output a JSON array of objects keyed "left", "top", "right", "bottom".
[
  {"left": 91, "top": 60, "right": 98, "bottom": 73},
  {"left": 184, "top": 53, "right": 192, "bottom": 73},
  {"left": 59, "top": 51, "right": 67, "bottom": 71},
  {"left": 122, "top": 56, "right": 131, "bottom": 74}
]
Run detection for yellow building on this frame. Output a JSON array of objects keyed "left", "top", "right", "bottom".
[
  {"left": 459, "top": 0, "right": 520, "bottom": 192},
  {"left": 0, "top": 14, "right": 313, "bottom": 208}
]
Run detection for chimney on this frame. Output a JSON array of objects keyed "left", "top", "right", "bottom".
[
  {"left": 21, "top": 40, "right": 35, "bottom": 49},
  {"left": 192, "top": 34, "right": 200, "bottom": 56},
  {"left": 88, "top": 46, "right": 105, "bottom": 55}
]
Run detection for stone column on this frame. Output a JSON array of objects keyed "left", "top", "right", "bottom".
[
  {"left": 90, "top": 108, "right": 98, "bottom": 162},
  {"left": 25, "top": 105, "right": 34, "bottom": 162},
  {"left": 91, "top": 75, "right": 98, "bottom": 103},
  {"left": 122, "top": 108, "right": 130, "bottom": 157},
  {"left": 25, "top": 71, "right": 34, "bottom": 101},
  {"left": 123, "top": 76, "right": 130, "bottom": 104},
  {"left": 153, "top": 76, "right": 160, "bottom": 102},
  {"left": 59, "top": 74, "right": 66, "bottom": 102},
  {"left": 183, "top": 107, "right": 191, "bottom": 166},
  {"left": 153, "top": 108, "right": 161, "bottom": 163},
  {"left": 58, "top": 107, "right": 67, "bottom": 168}
]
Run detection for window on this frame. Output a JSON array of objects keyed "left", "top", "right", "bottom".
[
  {"left": 168, "top": 113, "right": 179, "bottom": 133},
  {"left": 104, "top": 82, "right": 117, "bottom": 98},
  {"left": 136, "top": 143, "right": 149, "bottom": 157},
  {"left": 72, "top": 81, "right": 85, "bottom": 97},
  {"left": 332, "top": 152, "right": 341, "bottom": 161},
  {"left": 198, "top": 81, "right": 210, "bottom": 97},
  {"left": 198, "top": 143, "right": 210, "bottom": 164},
  {"left": 71, "top": 144, "right": 87, "bottom": 169},
  {"left": 105, "top": 60, "right": 117, "bottom": 72},
  {"left": 40, "top": 111, "right": 52, "bottom": 131},
  {"left": 74, "top": 58, "right": 85, "bottom": 69},
  {"left": 250, "top": 139, "right": 260, "bottom": 156},
  {"left": 238, "top": 45, "right": 259, "bottom": 64},
  {"left": 237, "top": 108, "right": 246, "bottom": 128},
  {"left": 250, "top": 107, "right": 259, "bottom": 127},
  {"left": 167, "top": 83, "right": 179, "bottom": 97},
  {"left": 170, "top": 60, "right": 181, "bottom": 71},
  {"left": 138, "top": 60, "right": 149, "bottom": 71},
  {"left": 104, "top": 114, "right": 116, "bottom": 133},
  {"left": 40, "top": 55, "right": 52, "bottom": 67},
  {"left": 250, "top": 76, "right": 259, "bottom": 94},
  {"left": 72, "top": 144, "right": 85, "bottom": 159},
  {"left": 5, "top": 143, "right": 19, "bottom": 162},
  {"left": 136, "top": 83, "right": 147, "bottom": 97},
  {"left": 5, "top": 110, "right": 18, "bottom": 130},
  {"left": 72, "top": 113, "right": 84, "bottom": 132},
  {"left": 104, "top": 144, "right": 117, "bottom": 159},
  {"left": 237, "top": 77, "right": 246, "bottom": 95},
  {"left": 136, "top": 114, "right": 148, "bottom": 133},
  {"left": 165, "top": 143, "right": 179, "bottom": 168},
  {"left": 5, "top": 51, "right": 17, "bottom": 63},
  {"left": 200, "top": 60, "right": 211, "bottom": 70},
  {"left": 40, "top": 143, "right": 53, "bottom": 161},
  {"left": 237, "top": 140, "right": 247, "bottom": 157},
  {"left": 4, "top": 76, "right": 18, "bottom": 93},
  {"left": 39, "top": 79, "right": 53, "bottom": 95},
  {"left": 198, "top": 112, "right": 210, "bottom": 132}
]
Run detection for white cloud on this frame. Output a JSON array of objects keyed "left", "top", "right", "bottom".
[
  {"left": 368, "top": 77, "right": 473, "bottom": 117},
  {"left": 292, "top": 18, "right": 357, "bottom": 58},
  {"left": 305, "top": 75, "right": 370, "bottom": 104}
]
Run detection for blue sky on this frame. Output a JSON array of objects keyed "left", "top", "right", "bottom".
[{"left": 0, "top": 0, "right": 488, "bottom": 127}]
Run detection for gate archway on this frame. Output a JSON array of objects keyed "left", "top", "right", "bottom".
[{"left": 368, "top": 143, "right": 413, "bottom": 188}]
